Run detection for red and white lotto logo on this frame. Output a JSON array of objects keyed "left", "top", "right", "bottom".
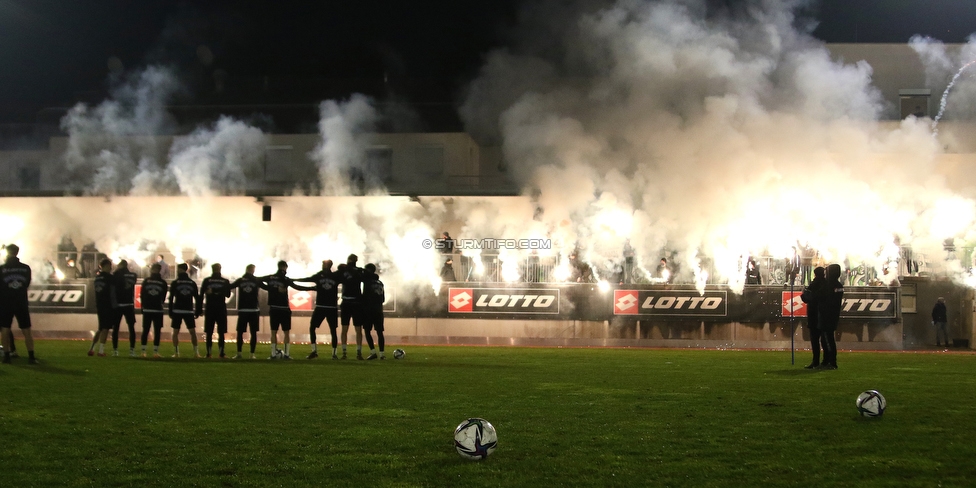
[
  {"left": 134, "top": 284, "right": 142, "bottom": 309},
  {"left": 613, "top": 290, "right": 638, "bottom": 315},
  {"left": 448, "top": 288, "right": 474, "bottom": 313},
  {"left": 781, "top": 291, "right": 807, "bottom": 317},
  {"left": 289, "top": 290, "right": 313, "bottom": 311}
]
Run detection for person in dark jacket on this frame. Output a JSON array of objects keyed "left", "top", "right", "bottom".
[
  {"left": 932, "top": 297, "right": 949, "bottom": 348},
  {"left": 169, "top": 263, "right": 200, "bottom": 358},
  {"left": 199, "top": 263, "right": 231, "bottom": 358},
  {"left": 0, "top": 244, "right": 36, "bottom": 364},
  {"left": 440, "top": 258, "right": 457, "bottom": 282},
  {"left": 111, "top": 260, "right": 138, "bottom": 357},
  {"left": 295, "top": 260, "right": 339, "bottom": 359},
  {"left": 139, "top": 263, "right": 168, "bottom": 358},
  {"left": 800, "top": 267, "right": 826, "bottom": 369},
  {"left": 261, "top": 260, "right": 314, "bottom": 359},
  {"left": 437, "top": 231, "right": 454, "bottom": 254},
  {"left": 362, "top": 263, "right": 386, "bottom": 360},
  {"left": 230, "top": 264, "right": 266, "bottom": 359},
  {"left": 745, "top": 258, "right": 762, "bottom": 285},
  {"left": 816, "top": 263, "right": 844, "bottom": 370},
  {"left": 88, "top": 258, "right": 115, "bottom": 357}
]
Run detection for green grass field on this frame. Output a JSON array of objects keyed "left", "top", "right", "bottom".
[{"left": 1, "top": 341, "right": 975, "bottom": 487}]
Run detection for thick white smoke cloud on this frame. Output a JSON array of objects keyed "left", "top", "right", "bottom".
[
  {"left": 20, "top": 1, "right": 976, "bottom": 296},
  {"left": 168, "top": 117, "right": 268, "bottom": 197},
  {"left": 43, "top": 72, "right": 445, "bottom": 290},
  {"left": 60, "top": 66, "right": 271, "bottom": 198},
  {"left": 460, "top": 0, "right": 976, "bottom": 292},
  {"left": 311, "top": 94, "right": 380, "bottom": 195},
  {"left": 60, "top": 66, "right": 180, "bottom": 195}
]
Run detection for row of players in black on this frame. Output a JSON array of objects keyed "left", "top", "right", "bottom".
[{"left": 86, "top": 254, "right": 387, "bottom": 360}]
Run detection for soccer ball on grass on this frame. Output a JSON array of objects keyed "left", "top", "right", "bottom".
[
  {"left": 393, "top": 348, "right": 405, "bottom": 359},
  {"left": 856, "top": 390, "right": 886, "bottom": 417},
  {"left": 454, "top": 418, "right": 497, "bottom": 460}
]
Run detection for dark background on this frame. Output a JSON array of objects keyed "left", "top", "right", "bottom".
[{"left": 1, "top": 0, "right": 974, "bottom": 128}]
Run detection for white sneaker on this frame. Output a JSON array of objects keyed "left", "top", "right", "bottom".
[
  {"left": 129, "top": 350, "right": 136, "bottom": 357},
  {"left": 112, "top": 350, "right": 119, "bottom": 357}
]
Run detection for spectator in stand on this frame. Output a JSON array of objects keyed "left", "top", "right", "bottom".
[
  {"left": 932, "top": 297, "right": 949, "bottom": 348},
  {"left": 80, "top": 242, "right": 99, "bottom": 278},
  {"left": 440, "top": 257, "right": 457, "bottom": 282},
  {"left": 437, "top": 231, "right": 455, "bottom": 254},
  {"left": 63, "top": 258, "right": 79, "bottom": 280},
  {"left": 57, "top": 236, "right": 77, "bottom": 271},
  {"left": 745, "top": 258, "right": 762, "bottom": 285},
  {"left": 570, "top": 253, "right": 593, "bottom": 283},
  {"left": 623, "top": 240, "right": 635, "bottom": 284},
  {"left": 156, "top": 254, "right": 170, "bottom": 280},
  {"left": 656, "top": 258, "right": 672, "bottom": 284}
]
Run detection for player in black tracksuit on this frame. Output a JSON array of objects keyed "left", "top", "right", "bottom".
[
  {"left": 339, "top": 255, "right": 369, "bottom": 360},
  {"left": 230, "top": 264, "right": 265, "bottom": 359},
  {"left": 111, "top": 260, "right": 139, "bottom": 357},
  {"left": 261, "top": 260, "right": 314, "bottom": 359},
  {"left": 168, "top": 263, "right": 200, "bottom": 358},
  {"left": 139, "top": 263, "right": 168, "bottom": 358},
  {"left": 295, "top": 260, "right": 340, "bottom": 359},
  {"left": 88, "top": 258, "right": 115, "bottom": 357},
  {"left": 0, "top": 244, "right": 36, "bottom": 364},
  {"left": 199, "top": 263, "right": 231, "bottom": 358},
  {"left": 362, "top": 263, "right": 386, "bottom": 360},
  {"left": 800, "top": 266, "right": 826, "bottom": 369},
  {"left": 817, "top": 263, "right": 844, "bottom": 370}
]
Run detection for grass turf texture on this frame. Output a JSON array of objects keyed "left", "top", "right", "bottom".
[{"left": 1, "top": 341, "right": 975, "bottom": 487}]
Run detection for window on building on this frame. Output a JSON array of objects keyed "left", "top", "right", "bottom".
[
  {"left": 366, "top": 147, "right": 393, "bottom": 182},
  {"left": 264, "top": 146, "right": 295, "bottom": 182},
  {"left": 415, "top": 145, "right": 444, "bottom": 176},
  {"left": 18, "top": 165, "right": 40, "bottom": 190},
  {"left": 899, "top": 89, "right": 931, "bottom": 119}
]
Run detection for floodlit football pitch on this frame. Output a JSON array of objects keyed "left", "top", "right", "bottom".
[{"left": 1, "top": 341, "right": 974, "bottom": 487}]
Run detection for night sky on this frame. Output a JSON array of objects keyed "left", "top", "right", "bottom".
[{"left": 1, "top": 0, "right": 975, "bottom": 125}]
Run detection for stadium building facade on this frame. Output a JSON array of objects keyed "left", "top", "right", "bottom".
[{"left": 1, "top": 44, "right": 974, "bottom": 351}]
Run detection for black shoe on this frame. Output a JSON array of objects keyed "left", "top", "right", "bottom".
[
  {"left": 804, "top": 363, "right": 819, "bottom": 369},
  {"left": 819, "top": 363, "right": 837, "bottom": 370},
  {"left": 306, "top": 351, "right": 318, "bottom": 360},
  {"left": 28, "top": 356, "right": 37, "bottom": 365}
]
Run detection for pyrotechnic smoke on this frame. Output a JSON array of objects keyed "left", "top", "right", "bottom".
[
  {"left": 910, "top": 36, "right": 976, "bottom": 134},
  {"left": 459, "top": 0, "right": 976, "bottom": 292},
  {"left": 168, "top": 117, "right": 268, "bottom": 197},
  {"left": 19, "top": 1, "right": 976, "bottom": 297},
  {"left": 311, "top": 94, "right": 380, "bottom": 195},
  {"left": 60, "top": 66, "right": 180, "bottom": 195}
]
